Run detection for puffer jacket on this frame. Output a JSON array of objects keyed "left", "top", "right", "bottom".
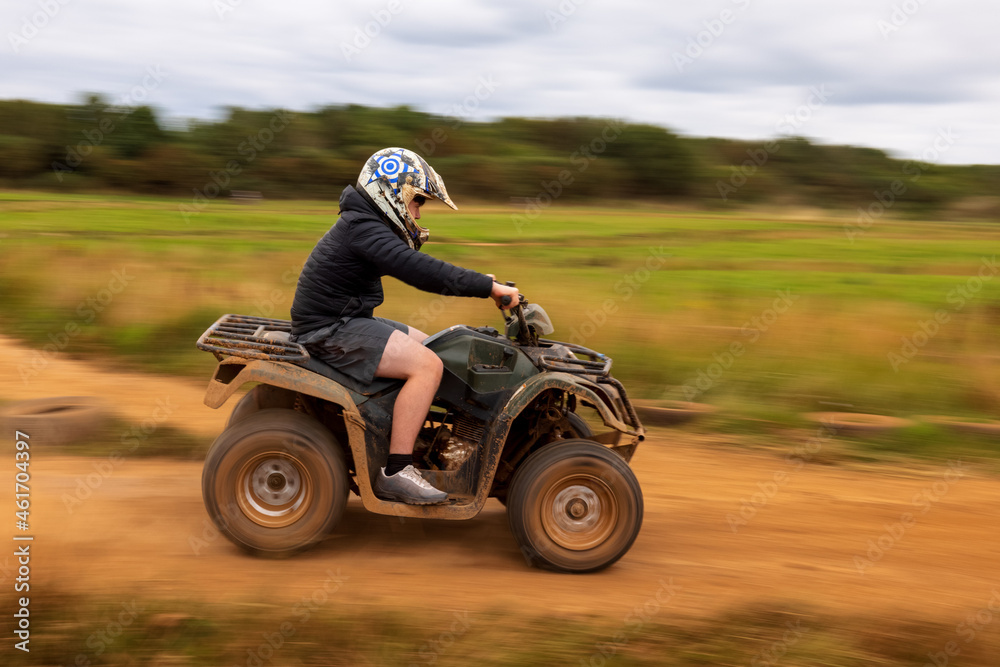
[{"left": 290, "top": 185, "right": 494, "bottom": 342}]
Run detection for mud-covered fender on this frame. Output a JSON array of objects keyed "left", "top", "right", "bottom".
[
  {"left": 203, "top": 358, "right": 357, "bottom": 410},
  {"left": 477, "top": 372, "right": 643, "bottom": 496},
  {"left": 493, "top": 372, "right": 639, "bottom": 439},
  {"left": 203, "top": 358, "right": 368, "bottom": 457}
]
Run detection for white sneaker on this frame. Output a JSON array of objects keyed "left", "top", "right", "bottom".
[{"left": 373, "top": 465, "right": 448, "bottom": 505}]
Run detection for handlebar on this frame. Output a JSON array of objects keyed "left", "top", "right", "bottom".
[
  {"left": 499, "top": 280, "right": 517, "bottom": 308},
  {"left": 497, "top": 281, "right": 536, "bottom": 346}
]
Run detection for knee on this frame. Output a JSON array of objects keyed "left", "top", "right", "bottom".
[
  {"left": 426, "top": 353, "right": 443, "bottom": 379},
  {"left": 421, "top": 350, "right": 443, "bottom": 380}
]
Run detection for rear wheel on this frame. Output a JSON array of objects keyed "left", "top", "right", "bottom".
[
  {"left": 226, "top": 385, "right": 297, "bottom": 428},
  {"left": 202, "top": 408, "right": 349, "bottom": 557},
  {"left": 507, "top": 439, "right": 643, "bottom": 573}
]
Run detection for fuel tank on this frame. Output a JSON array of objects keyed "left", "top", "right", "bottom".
[{"left": 424, "top": 325, "right": 539, "bottom": 396}]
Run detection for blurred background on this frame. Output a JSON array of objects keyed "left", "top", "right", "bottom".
[{"left": 2, "top": 1, "right": 1000, "bottom": 665}]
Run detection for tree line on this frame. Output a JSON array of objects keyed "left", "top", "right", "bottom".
[{"left": 0, "top": 95, "right": 997, "bottom": 217}]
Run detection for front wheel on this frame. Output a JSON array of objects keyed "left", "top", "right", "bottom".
[
  {"left": 494, "top": 411, "right": 593, "bottom": 507},
  {"left": 202, "top": 408, "right": 349, "bottom": 557},
  {"left": 507, "top": 440, "right": 643, "bottom": 573}
]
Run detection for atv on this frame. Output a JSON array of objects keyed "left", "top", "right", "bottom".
[{"left": 196, "top": 293, "right": 645, "bottom": 573}]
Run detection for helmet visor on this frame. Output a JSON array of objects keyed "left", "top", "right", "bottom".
[{"left": 417, "top": 160, "right": 458, "bottom": 210}]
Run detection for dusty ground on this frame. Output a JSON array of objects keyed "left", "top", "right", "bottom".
[
  {"left": 3, "top": 335, "right": 1000, "bottom": 626},
  {"left": 1, "top": 333, "right": 227, "bottom": 439}
]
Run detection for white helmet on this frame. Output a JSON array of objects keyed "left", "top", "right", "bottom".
[{"left": 356, "top": 147, "right": 457, "bottom": 250}]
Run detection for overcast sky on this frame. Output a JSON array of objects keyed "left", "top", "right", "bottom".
[{"left": 3, "top": 0, "right": 997, "bottom": 164}]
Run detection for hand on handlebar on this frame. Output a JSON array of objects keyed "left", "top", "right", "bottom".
[{"left": 491, "top": 282, "right": 519, "bottom": 309}]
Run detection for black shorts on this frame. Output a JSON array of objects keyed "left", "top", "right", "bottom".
[{"left": 301, "top": 317, "right": 409, "bottom": 385}]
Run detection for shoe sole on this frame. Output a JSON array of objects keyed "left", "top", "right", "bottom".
[{"left": 375, "top": 491, "right": 449, "bottom": 505}]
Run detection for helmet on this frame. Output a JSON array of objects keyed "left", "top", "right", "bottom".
[{"left": 356, "top": 147, "right": 457, "bottom": 250}]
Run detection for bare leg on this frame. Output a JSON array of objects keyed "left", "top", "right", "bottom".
[
  {"left": 406, "top": 325, "right": 429, "bottom": 344},
  {"left": 375, "top": 329, "right": 443, "bottom": 455}
]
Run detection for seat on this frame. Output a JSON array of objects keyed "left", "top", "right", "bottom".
[{"left": 261, "top": 331, "right": 402, "bottom": 396}]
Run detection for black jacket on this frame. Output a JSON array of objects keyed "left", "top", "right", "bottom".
[{"left": 290, "top": 185, "right": 494, "bottom": 342}]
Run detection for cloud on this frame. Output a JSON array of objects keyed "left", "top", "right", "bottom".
[{"left": 1, "top": 0, "right": 997, "bottom": 164}]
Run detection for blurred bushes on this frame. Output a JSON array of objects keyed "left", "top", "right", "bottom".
[
  {"left": 0, "top": 95, "right": 997, "bottom": 214},
  {"left": 0, "top": 135, "right": 47, "bottom": 177}
]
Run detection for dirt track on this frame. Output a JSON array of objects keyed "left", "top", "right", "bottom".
[{"left": 4, "top": 335, "right": 1000, "bottom": 624}]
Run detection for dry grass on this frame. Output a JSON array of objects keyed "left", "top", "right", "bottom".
[{"left": 2, "top": 193, "right": 998, "bottom": 431}]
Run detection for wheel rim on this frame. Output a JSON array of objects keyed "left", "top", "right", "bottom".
[
  {"left": 235, "top": 452, "right": 313, "bottom": 528},
  {"left": 539, "top": 473, "right": 618, "bottom": 550}
]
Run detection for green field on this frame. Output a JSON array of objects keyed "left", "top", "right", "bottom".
[{"left": 2, "top": 191, "right": 998, "bottom": 458}]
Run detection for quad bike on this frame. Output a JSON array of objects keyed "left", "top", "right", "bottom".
[{"left": 196, "top": 291, "right": 646, "bottom": 573}]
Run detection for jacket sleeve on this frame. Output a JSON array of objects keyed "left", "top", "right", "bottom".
[{"left": 350, "top": 219, "right": 494, "bottom": 298}]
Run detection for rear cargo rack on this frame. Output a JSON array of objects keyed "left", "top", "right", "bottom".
[{"left": 196, "top": 314, "right": 309, "bottom": 362}]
